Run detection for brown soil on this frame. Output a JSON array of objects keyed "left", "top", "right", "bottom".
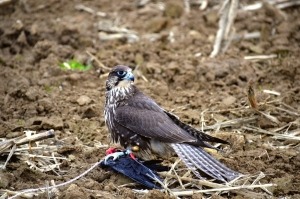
[{"left": 0, "top": 0, "right": 299, "bottom": 198}]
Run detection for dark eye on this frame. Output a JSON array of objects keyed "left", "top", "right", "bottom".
[{"left": 116, "top": 70, "right": 127, "bottom": 77}]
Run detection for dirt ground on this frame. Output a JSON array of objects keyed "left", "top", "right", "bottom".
[{"left": 0, "top": 0, "right": 300, "bottom": 198}]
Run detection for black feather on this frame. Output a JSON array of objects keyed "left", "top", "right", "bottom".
[
  {"left": 141, "top": 159, "right": 170, "bottom": 172},
  {"left": 100, "top": 155, "right": 163, "bottom": 189}
]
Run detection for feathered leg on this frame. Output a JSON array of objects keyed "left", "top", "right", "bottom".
[{"left": 171, "top": 143, "right": 240, "bottom": 182}]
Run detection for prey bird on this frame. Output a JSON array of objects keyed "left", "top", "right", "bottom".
[{"left": 104, "top": 65, "right": 240, "bottom": 182}]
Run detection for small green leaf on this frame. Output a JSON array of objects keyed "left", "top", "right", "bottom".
[{"left": 59, "top": 60, "right": 92, "bottom": 71}]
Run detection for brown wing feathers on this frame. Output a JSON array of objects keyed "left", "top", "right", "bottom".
[
  {"left": 165, "top": 111, "right": 228, "bottom": 148},
  {"left": 115, "top": 103, "right": 197, "bottom": 143}
]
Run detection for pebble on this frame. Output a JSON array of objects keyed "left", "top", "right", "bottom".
[
  {"left": 222, "top": 96, "right": 236, "bottom": 107},
  {"left": 76, "top": 95, "right": 91, "bottom": 106},
  {"left": 42, "top": 116, "right": 64, "bottom": 129},
  {"left": 25, "top": 87, "right": 39, "bottom": 101}
]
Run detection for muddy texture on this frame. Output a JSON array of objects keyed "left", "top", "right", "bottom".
[{"left": 0, "top": 0, "right": 300, "bottom": 198}]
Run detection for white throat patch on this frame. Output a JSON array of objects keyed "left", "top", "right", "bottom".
[{"left": 107, "top": 86, "right": 132, "bottom": 104}]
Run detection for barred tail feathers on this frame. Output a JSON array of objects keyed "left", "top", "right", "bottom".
[{"left": 171, "top": 143, "right": 240, "bottom": 182}]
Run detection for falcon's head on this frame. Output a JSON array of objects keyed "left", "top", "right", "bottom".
[{"left": 106, "top": 65, "right": 135, "bottom": 91}]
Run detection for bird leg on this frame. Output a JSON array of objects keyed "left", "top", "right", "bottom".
[{"left": 106, "top": 147, "right": 117, "bottom": 154}]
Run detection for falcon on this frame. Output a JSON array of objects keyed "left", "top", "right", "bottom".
[{"left": 104, "top": 65, "right": 240, "bottom": 182}]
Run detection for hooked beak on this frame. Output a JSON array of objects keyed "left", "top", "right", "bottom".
[{"left": 124, "top": 71, "right": 135, "bottom": 82}]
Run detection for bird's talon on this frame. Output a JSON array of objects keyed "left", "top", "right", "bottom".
[
  {"left": 104, "top": 151, "right": 125, "bottom": 164},
  {"left": 104, "top": 149, "right": 133, "bottom": 164}
]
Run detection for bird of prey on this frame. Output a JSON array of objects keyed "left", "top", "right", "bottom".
[{"left": 104, "top": 65, "right": 240, "bottom": 182}]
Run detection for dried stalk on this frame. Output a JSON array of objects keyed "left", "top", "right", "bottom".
[
  {"left": 6, "top": 161, "right": 101, "bottom": 199},
  {"left": 210, "top": 0, "right": 239, "bottom": 57}
]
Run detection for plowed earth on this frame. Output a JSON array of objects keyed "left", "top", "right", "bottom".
[{"left": 0, "top": 0, "right": 299, "bottom": 198}]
